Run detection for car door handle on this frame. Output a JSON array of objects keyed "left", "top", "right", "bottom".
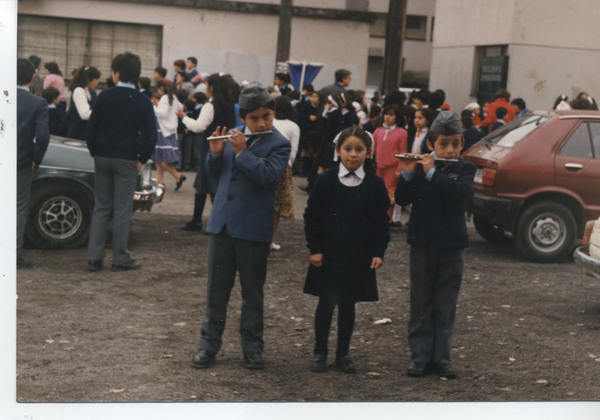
[{"left": 564, "top": 163, "right": 583, "bottom": 170}]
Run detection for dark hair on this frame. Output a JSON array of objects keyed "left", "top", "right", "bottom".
[
  {"left": 239, "top": 99, "right": 275, "bottom": 119},
  {"left": 173, "top": 59, "right": 185, "bottom": 70},
  {"left": 460, "top": 109, "right": 475, "bottom": 128},
  {"left": 112, "top": 52, "right": 141, "bottom": 84},
  {"left": 384, "top": 90, "right": 406, "bottom": 107},
  {"left": 42, "top": 86, "right": 60, "bottom": 104},
  {"left": 302, "top": 83, "right": 314, "bottom": 93},
  {"left": 369, "top": 104, "right": 381, "bottom": 118},
  {"left": 176, "top": 71, "right": 189, "bottom": 82},
  {"left": 412, "top": 89, "right": 430, "bottom": 105},
  {"left": 17, "top": 58, "right": 36, "bottom": 85},
  {"left": 193, "top": 91, "right": 207, "bottom": 104},
  {"left": 44, "top": 62, "right": 62, "bottom": 76},
  {"left": 495, "top": 106, "right": 508, "bottom": 119},
  {"left": 183, "top": 98, "right": 195, "bottom": 111},
  {"left": 156, "top": 79, "right": 176, "bottom": 105},
  {"left": 176, "top": 88, "right": 189, "bottom": 104},
  {"left": 105, "top": 76, "right": 115, "bottom": 88},
  {"left": 336, "top": 126, "right": 372, "bottom": 151},
  {"left": 275, "top": 95, "right": 296, "bottom": 121},
  {"left": 154, "top": 66, "right": 167, "bottom": 78},
  {"left": 138, "top": 76, "right": 151, "bottom": 90},
  {"left": 570, "top": 98, "right": 594, "bottom": 110},
  {"left": 29, "top": 55, "right": 41, "bottom": 68},
  {"left": 275, "top": 72, "right": 290, "bottom": 83},
  {"left": 415, "top": 107, "right": 435, "bottom": 126},
  {"left": 206, "top": 73, "right": 236, "bottom": 128},
  {"left": 383, "top": 104, "right": 401, "bottom": 119},
  {"left": 510, "top": 98, "right": 526, "bottom": 111},
  {"left": 187, "top": 56, "right": 197, "bottom": 66},
  {"left": 69, "top": 66, "right": 101, "bottom": 91},
  {"left": 553, "top": 95, "right": 569, "bottom": 109},
  {"left": 222, "top": 74, "right": 240, "bottom": 100},
  {"left": 428, "top": 90, "right": 445, "bottom": 110},
  {"left": 494, "top": 88, "right": 511, "bottom": 101},
  {"left": 334, "top": 69, "right": 351, "bottom": 83}
]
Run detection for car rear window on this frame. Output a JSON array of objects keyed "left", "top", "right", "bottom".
[{"left": 481, "top": 114, "right": 550, "bottom": 148}]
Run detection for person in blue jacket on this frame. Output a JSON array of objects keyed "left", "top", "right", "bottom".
[
  {"left": 192, "top": 83, "right": 291, "bottom": 370},
  {"left": 395, "top": 111, "right": 476, "bottom": 380}
]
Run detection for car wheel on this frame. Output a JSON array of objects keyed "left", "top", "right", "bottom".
[
  {"left": 25, "top": 183, "right": 93, "bottom": 249},
  {"left": 516, "top": 201, "right": 576, "bottom": 263},
  {"left": 473, "top": 215, "right": 512, "bottom": 243}
]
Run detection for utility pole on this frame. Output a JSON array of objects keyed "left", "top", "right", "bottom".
[
  {"left": 381, "top": 0, "right": 406, "bottom": 94},
  {"left": 275, "top": 0, "right": 293, "bottom": 72}
]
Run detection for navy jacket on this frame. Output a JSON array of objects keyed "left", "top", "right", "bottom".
[
  {"left": 86, "top": 86, "right": 156, "bottom": 163},
  {"left": 206, "top": 127, "right": 291, "bottom": 243},
  {"left": 395, "top": 159, "right": 476, "bottom": 248},
  {"left": 17, "top": 88, "right": 49, "bottom": 171}
]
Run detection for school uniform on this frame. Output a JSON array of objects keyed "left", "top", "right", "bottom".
[
  {"left": 67, "top": 87, "right": 97, "bottom": 140},
  {"left": 48, "top": 104, "right": 68, "bottom": 136},
  {"left": 304, "top": 166, "right": 390, "bottom": 358},
  {"left": 198, "top": 126, "right": 291, "bottom": 356},
  {"left": 395, "top": 156, "right": 475, "bottom": 367}
]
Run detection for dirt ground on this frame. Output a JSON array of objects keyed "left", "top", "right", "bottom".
[{"left": 15, "top": 175, "right": 600, "bottom": 406}]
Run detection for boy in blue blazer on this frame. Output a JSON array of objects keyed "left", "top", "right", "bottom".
[
  {"left": 395, "top": 111, "right": 476, "bottom": 379},
  {"left": 192, "top": 83, "right": 291, "bottom": 370}
]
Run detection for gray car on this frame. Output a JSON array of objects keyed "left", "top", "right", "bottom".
[{"left": 25, "top": 136, "right": 162, "bottom": 249}]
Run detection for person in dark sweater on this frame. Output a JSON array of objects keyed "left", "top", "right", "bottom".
[
  {"left": 304, "top": 127, "right": 390, "bottom": 374},
  {"left": 86, "top": 52, "right": 157, "bottom": 272},
  {"left": 395, "top": 111, "right": 476, "bottom": 380},
  {"left": 42, "top": 86, "right": 68, "bottom": 136}
]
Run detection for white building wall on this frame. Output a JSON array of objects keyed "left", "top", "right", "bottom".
[
  {"left": 431, "top": 0, "right": 600, "bottom": 111},
  {"left": 18, "top": 0, "right": 371, "bottom": 89}
]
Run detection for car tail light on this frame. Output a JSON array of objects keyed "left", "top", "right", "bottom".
[{"left": 481, "top": 168, "right": 497, "bottom": 187}]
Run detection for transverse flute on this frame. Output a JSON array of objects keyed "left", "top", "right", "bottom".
[
  {"left": 395, "top": 154, "right": 459, "bottom": 163},
  {"left": 207, "top": 131, "right": 273, "bottom": 141}
]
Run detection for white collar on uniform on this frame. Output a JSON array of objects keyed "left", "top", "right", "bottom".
[{"left": 338, "top": 164, "right": 365, "bottom": 183}]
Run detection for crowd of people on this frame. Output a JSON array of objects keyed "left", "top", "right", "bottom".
[{"left": 17, "top": 51, "right": 598, "bottom": 380}]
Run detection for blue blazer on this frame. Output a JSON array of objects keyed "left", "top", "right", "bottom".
[
  {"left": 395, "top": 159, "right": 476, "bottom": 248},
  {"left": 17, "top": 88, "right": 49, "bottom": 171},
  {"left": 206, "top": 127, "right": 291, "bottom": 243}
]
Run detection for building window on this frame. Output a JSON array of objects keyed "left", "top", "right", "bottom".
[
  {"left": 17, "top": 15, "right": 162, "bottom": 83},
  {"left": 473, "top": 45, "right": 509, "bottom": 103},
  {"left": 405, "top": 15, "right": 427, "bottom": 41}
]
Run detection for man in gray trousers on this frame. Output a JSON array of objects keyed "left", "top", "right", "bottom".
[{"left": 86, "top": 52, "right": 156, "bottom": 271}]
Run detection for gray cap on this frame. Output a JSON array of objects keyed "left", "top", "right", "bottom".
[
  {"left": 239, "top": 82, "right": 272, "bottom": 110},
  {"left": 430, "top": 110, "right": 462, "bottom": 135}
]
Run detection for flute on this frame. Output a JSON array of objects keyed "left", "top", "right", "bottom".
[
  {"left": 395, "top": 154, "right": 459, "bottom": 163},
  {"left": 207, "top": 130, "right": 273, "bottom": 141}
]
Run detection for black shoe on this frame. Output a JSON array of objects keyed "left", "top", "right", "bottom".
[
  {"left": 181, "top": 221, "right": 203, "bottom": 231},
  {"left": 434, "top": 361, "right": 457, "bottom": 379},
  {"left": 335, "top": 355, "right": 356, "bottom": 374},
  {"left": 192, "top": 349, "right": 216, "bottom": 368},
  {"left": 390, "top": 221, "right": 403, "bottom": 228},
  {"left": 175, "top": 175, "right": 187, "bottom": 191},
  {"left": 87, "top": 260, "right": 103, "bottom": 272},
  {"left": 299, "top": 185, "right": 311, "bottom": 193},
  {"left": 310, "top": 354, "right": 327, "bottom": 372},
  {"left": 407, "top": 361, "right": 430, "bottom": 378},
  {"left": 17, "top": 257, "right": 33, "bottom": 268},
  {"left": 244, "top": 352, "right": 264, "bottom": 370},
  {"left": 111, "top": 260, "right": 141, "bottom": 271}
]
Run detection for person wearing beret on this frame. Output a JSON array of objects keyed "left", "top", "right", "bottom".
[
  {"left": 395, "top": 111, "right": 476, "bottom": 380},
  {"left": 192, "top": 83, "right": 291, "bottom": 370}
]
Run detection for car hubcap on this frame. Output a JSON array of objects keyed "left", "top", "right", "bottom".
[
  {"left": 38, "top": 196, "right": 83, "bottom": 239},
  {"left": 530, "top": 216, "right": 564, "bottom": 251}
]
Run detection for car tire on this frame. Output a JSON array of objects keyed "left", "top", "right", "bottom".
[
  {"left": 473, "top": 215, "right": 513, "bottom": 244},
  {"left": 516, "top": 201, "right": 577, "bottom": 263},
  {"left": 25, "top": 182, "right": 93, "bottom": 249}
]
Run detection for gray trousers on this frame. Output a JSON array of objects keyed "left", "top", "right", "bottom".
[
  {"left": 17, "top": 167, "right": 33, "bottom": 260},
  {"left": 87, "top": 156, "right": 137, "bottom": 265},
  {"left": 408, "top": 245, "right": 464, "bottom": 365},
  {"left": 198, "top": 229, "right": 270, "bottom": 355}
]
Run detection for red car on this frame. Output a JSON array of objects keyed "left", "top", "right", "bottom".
[{"left": 462, "top": 110, "right": 600, "bottom": 263}]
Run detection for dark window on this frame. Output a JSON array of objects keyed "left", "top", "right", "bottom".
[
  {"left": 405, "top": 15, "right": 427, "bottom": 41},
  {"left": 560, "top": 123, "right": 594, "bottom": 159}
]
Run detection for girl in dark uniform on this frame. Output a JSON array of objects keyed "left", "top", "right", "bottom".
[{"left": 303, "top": 127, "right": 390, "bottom": 373}]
